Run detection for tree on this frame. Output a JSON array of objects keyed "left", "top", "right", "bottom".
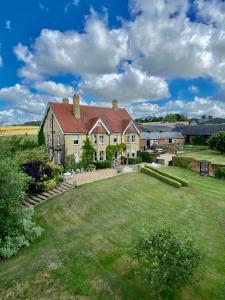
[
  {"left": 163, "top": 114, "right": 178, "bottom": 123},
  {"left": 134, "top": 228, "right": 202, "bottom": 296},
  {"left": 82, "top": 138, "right": 95, "bottom": 164},
  {"left": 0, "top": 158, "right": 30, "bottom": 239},
  {"left": 208, "top": 131, "right": 225, "bottom": 153}
]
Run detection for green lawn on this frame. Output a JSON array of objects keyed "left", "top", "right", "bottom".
[
  {"left": 1, "top": 169, "right": 225, "bottom": 299},
  {"left": 178, "top": 146, "right": 225, "bottom": 165}
]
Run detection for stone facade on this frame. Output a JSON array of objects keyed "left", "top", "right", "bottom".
[{"left": 42, "top": 97, "right": 140, "bottom": 164}]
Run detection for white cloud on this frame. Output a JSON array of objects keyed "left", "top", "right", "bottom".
[
  {"left": 189, "top": 85, "right": 199, "bottom": 93},
  {"left": 65, "top": 0, "right": 80, "bottom": 13},
  {"left": 79, "top": 63, "right": 169, "bottom": 102},
  {"left": 14, "top": 11, "right": 128, "bottom": 80},
  {"left": 34, "top": 81, "right": 74, "bottom": 97},
  {"left": 130, "top": 97, "right": 225, "bottom": 119},
  {"left": 5, "top": 20, "right": 11, "bottom": 30}
]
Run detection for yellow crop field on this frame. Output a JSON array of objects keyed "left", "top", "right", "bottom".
[{"left": 0, "top": 126, "right": 39, "bottom": 136}]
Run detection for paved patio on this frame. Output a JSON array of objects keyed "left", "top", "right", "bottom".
[
  {"left": 65, "top": 168, "right": 118, "bottom": 186},
  {"left": 65, "top": 166, "right": 139, "bottom": 186}
]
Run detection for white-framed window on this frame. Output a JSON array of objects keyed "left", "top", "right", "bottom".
[
  {"left": 74, "top": 152, "right": 80, "bottom": 163},
  {"left": 94, "top": 151, "right": 97, "bottom": 162},
  {"left": 57, "top": 135, "right": 60, "bottom": 146},
  {"left": 94, "top": 134, "right": 97, "bottom": 144},
  {"left": 131, "top": 150, "right": 135, "bottom": 158},
  {"left": 113, "top": 135, "right": 118, "bottom": 144},
  {"left": 48, "top": 135, "right": 51, "bottom": 145},
  {"left": 73, "top": 135, "right": 79, "bottom": 145},
  {"left": 99, "top": 135, "right": 104, "bottom": 144},
  {"left": 99, "top": 151, "right": 104, "bottom": 161},
  {"left": 127, "top": 151, "right": 130, "bottom": 158},
  {"left": 57, "top": 152, "right": 61, "bottom": 164},
  {"left": 131, "top": 134, "right": 136, "bottom": 143},
  {"left": 126, "top": 134, "right": 130, "bottom": 143}
]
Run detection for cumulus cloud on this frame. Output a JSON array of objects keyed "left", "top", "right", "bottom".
[
  {"left": 79, "top": 63, "right": 169, "bottom": 102},
  {"left": 34, "top": 81, "right": 74, "bottom": 97},
  {"left": 14, "top": 12, "right": 128, "bottom": 80},
  {"left": 129, "top": 97, "right": 225, "bottom": 119}
]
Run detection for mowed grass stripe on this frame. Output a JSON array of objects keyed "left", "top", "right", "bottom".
[{"left": 0, "top": 171, "right": 225, "bottom": 300}]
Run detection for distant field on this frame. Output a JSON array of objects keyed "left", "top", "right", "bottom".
[{"left": 0, "top": 126, "right": 39, "bottom": 136}]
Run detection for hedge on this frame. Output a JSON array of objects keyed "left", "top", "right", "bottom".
[
  {"left": 172, "top": 156, "right": 193, "bottom": 169},
  {"left": 94, "top": 160, "right": 112, "bottom": 169},
  {"left": 141, "top": 167, "right": 182, "bottom": 188},
  {"left": 145, "top": 165, "right": 189, "bottom": 187},
  {"left": 215, "top": 166, "right": 225, "bottom": 179},
  {"left": 137, "top": 151, "right": 157, "bottom": 163},
  {"left": 127, "top": 157, "right": 142, "bottom": 164}
]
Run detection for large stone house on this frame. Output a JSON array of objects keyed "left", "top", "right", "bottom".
[{"left": 41, "top": 94, "right": 140, "bottom": 164}]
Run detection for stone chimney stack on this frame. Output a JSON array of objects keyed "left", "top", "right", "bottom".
[
  {"left": 73, "top": 94, "right": 80, "bottom": 119},
  {"left": 112, "top": 99, "right": 118, "bottom": 111},
  {"left": 62, "top": 97, "right": 69, "bottom": 104}
]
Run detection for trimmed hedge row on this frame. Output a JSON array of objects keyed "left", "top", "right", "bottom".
[
  {"left": 145, "top": 165, "right": 189, "bottom": 187},
  {"left": 94, "top": 160, "right": 112, "bottom": 169},
  {"left": 127, "top": 157, "right": 142, "bottom": 164},
  {"left": 141, "top": 167, "right": 182, "bottom": 188},
  {"left": 137, "top": 151, "right": 157, "bottom": 163}
]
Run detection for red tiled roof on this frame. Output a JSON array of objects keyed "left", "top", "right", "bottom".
[{"left": 49, "top": 102, "right": 132, "bottom": 133}]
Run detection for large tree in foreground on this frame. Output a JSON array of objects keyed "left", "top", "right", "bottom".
[
  {"left": 134, "top": 228, "right": 202, "bottom": 297},
  {"left": 208, "top": 131, "right": 225, "bottom": 153}
]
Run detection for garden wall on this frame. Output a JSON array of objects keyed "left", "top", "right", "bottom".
[{"left": 172, "top": 156, "right": 225, "bottom": 176}]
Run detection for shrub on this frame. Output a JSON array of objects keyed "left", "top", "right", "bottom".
[
  {"left": 55, "top": 175, "right": 64, "bottom": 184},
  {"left": 106, "top": 143, "right": 126, "bottom": 161},
  {"left": 22, "top": 160, "right": 53, "bottom": 193},
  {"left": 16, "top": 147, "right": 48, "bottom": 165},
  {"left": 137, "top": 151, "right": 157, "bottom": 163},
  {"left": 219, "top": 280, "right": 225, "bottom": 300},
  {"left": 127, "top": 157, "right": 142, "bottom": 164},
  {"left": 145, "top": 165, "right": 189, "bottom": 186},
  {"left": 0, "top": 207, "right": 43, "bottom": 258},
  {"left": 141, "top": 167, "right": 181, "bottom": 188},
  {"left": 215, "top": 166, "right": 225, "bottom": 179},
  {"left": 43, "top": 179, "right": 57, "bottom": 192},
  {"left": 208, "top": 131, "right": 225, "bottom": 153},
  {"left": 172, "top": 156, "right": 192, "bottom": 169},
  {"left": 134, "top": 228, "right": 202, "bottom": 296},
  {"left": 47, "top": 162, "right": 64, "bottom": 176},
  {"left": 94, "top": 160, "right": 112, "bottom": 169}
]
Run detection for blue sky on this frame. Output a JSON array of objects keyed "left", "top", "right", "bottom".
[{"left": 0, "top": 0, "right": 225, "bottom": 123}]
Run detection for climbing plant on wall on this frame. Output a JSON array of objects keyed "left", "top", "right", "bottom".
[{"left": 106, "top": 143, "right": 126, "bottom": 161}]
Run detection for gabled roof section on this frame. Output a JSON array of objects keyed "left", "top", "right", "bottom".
[
  {"left": 48, "top": 102, "right": 133, "bottom": 134},
  {"left": 88, "top": 118, "right": 110, "bottom": 135},
  {"left": 123, "top": 120, "right": 140, "bottom": 134}
]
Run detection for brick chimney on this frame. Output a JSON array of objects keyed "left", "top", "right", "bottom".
[
  {"left": 62, "top": 97, "right": 69, "bottom": 104},
  {"left": 73, "top": 94, "right": 80, "bottom": 119},
  {"left": 112, "top": 99, "right": 118, "bottom": 111}
]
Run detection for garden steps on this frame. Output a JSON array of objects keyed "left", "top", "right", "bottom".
[{"left": 22, "top": 181, "right": 74, "bottom": 207}]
